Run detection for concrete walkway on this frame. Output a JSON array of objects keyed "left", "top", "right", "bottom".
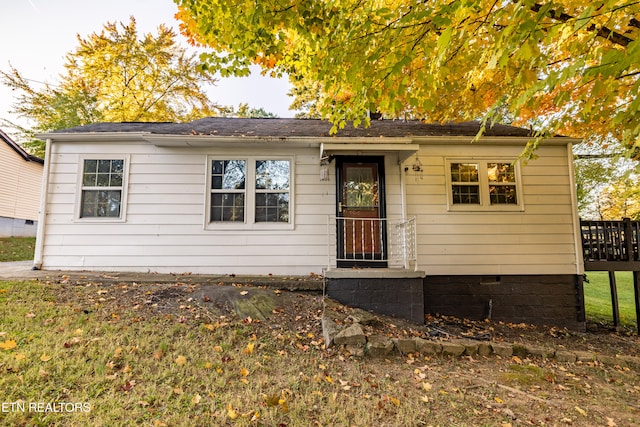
[
  {"left": 0, "top": 261, "right": 323, "bottom": 291},
  {"left": 0, "top": 261, "right": 40, "bottom": 279}
]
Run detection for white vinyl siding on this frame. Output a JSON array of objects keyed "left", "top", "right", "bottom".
[
  {"left": 41, "top": 141, "right": 329, "bottom": 275},
  {"left": 39, "top": 137, "right": 580, "bottom": 276},
  {"left": 405, "top": 143, "right": 580, "bottom": 275}
]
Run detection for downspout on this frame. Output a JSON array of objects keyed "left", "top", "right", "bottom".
[
  {"left": 398, "top": 154, "right": 407, "bottom": 221},
  {"left": 398, "top": 155, "right": 408, "bottom": 269},
  {"left": 567, "top": 142, "right": 584, "bottom": 275},
  {"left": 33, "top": 138, "right": 52, "bottom": 270}
]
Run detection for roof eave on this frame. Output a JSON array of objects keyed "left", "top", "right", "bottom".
[
  {"left": 36, "top": 131, "right": 582, "bottom": 147},
  {"left": 411, "top": 135, "right": 583, "bottom": 146},
  {"left": 1, "top": 129, "right": 44, "bottom": 163},
  {"left": 36, "top": 132, "right": 152, "bottom": 142}
]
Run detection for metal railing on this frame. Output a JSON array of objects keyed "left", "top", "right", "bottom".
[
  {"left": 327, "top": 216, "right": 418, "bottom": 270},
  {"left": 581, "top": 218, "right": 640, "bottom": 263},
  {"left": 580, "top": 218, "right": 640, "bottom": 330},
  {"left": 392, "top": 216, "right": 417, "bottom": 270}
]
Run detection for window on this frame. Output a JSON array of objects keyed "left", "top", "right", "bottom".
[
  {"left": 446, "top": 159, "right": 522, "bottom": 210},
  {"left": 255, "top": 160, "right": 290, "bottom": 222},
  {"left": 208, "top": 158, "right": 292, "bottom": 226},
  {"left": 210, "top": 160, "right": 246, "bottom": 222},
  {"left": 487, "top": 163, "right": 518, "bottom": 205},
  {"left": 79, "top": 159, "right": 125, "bottom": 218},
  {"left": 450, "top": 163, "right": 480, "bottom": 204}
]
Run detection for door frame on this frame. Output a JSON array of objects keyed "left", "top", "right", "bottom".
[{"left": 335, "top": 156, "right": 388, "bottom": 268}]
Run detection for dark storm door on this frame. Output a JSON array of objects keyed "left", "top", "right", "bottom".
[{"left": 336, "top": 156, "right": 387, "bottom": 267}]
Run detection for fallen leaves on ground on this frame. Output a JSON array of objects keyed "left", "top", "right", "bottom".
[
  {"left": 0, "top": 339, "right": 17, "bottom": 350},
  {"left": 0, "top": 279, "right": 637, "bottom": 427}
]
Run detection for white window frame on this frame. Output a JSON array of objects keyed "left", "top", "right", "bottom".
[
  {"left": 445, "top": 158, "right": 524, "bottom": 212},
  {"left": 75, "top": 155, "right": 129, "bottom": 222},
  {"left": 205, "top": 156, "right": 294, "bottom": 230}
]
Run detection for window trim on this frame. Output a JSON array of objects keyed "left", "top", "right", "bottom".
[
  {"left": 75, "top": 155, "right": 129, "bottom": 222},
  {"left": 445, "top": 158, "right": 524, "bottom": 212},
  {"left": 205, "top": 156, "right": 294, "bottom": 230}
]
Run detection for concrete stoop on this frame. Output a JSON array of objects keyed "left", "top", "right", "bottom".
[{"left": 321, "top": 300, "right": 640, "bottom": 368}]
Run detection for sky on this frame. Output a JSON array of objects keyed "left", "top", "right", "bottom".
[{"left": 0, "top": 0, "right": 294, "bottom": 141}]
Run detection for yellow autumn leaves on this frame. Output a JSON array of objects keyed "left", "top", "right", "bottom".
[
  {"left": 0, "top": 328, "right": 18, "bottom": 351},
  {"left": 0, "top": 339, "right": 17, "bottom": 350},
  {"left": 226, "top": 391, "right": 290, "bottom": 421},
  {"left": 178, "top": 0, "right": 640, "bottom": 158},
  {"left": 1, "top": 337, "right": 54, "bottom": 364}
]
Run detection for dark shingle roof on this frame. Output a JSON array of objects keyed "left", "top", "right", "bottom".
[{"left": 49, "top": 117, "right": 536, "bottom": 138}]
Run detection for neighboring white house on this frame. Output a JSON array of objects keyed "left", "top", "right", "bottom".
[
  {"left": 0, "top": 129, "right": 44, "bottom": 237},
  {"left": 35, "top": 118, "right": 585, "bottom": 327}
]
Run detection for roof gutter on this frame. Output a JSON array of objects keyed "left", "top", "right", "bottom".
[
  {"left": 411, "top": 135, "right": 583, "bottom": 146},
  {"left": 37, "top": 132, "right": 416, "bottom": 147},
  {"left": 37, "top": 131, "right": 582, "bottom": 147},
  {"left": 144, "top": 135, "right": 325, "bottom": 147},
  {"left": 33, "top": 138, "right": 52, "bottom": 270},
  {"left": 142, "top": 134, "right": 422, "bottom": 147},
  {"left": 35, "top": 132, "right": 152, "bottom": 142}
]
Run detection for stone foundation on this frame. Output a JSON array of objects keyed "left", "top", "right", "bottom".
[{"left": 321, "top": 298, "right": 638, "bottom": 366}]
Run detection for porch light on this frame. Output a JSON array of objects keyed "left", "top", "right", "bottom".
[
  {"left": 404, "top": 155, "right": 424, "bottom": 181},
  {"left": 411, "top": 156, "right": 423, "bottom": 173},
  {"left": 320, "top": 155, "right": 332, "bottom": 181}
]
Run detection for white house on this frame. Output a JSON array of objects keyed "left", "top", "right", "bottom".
[
  {"left": 35, "top": 118, "right": 585, "bottom": 327},
  {"left": 0, "top": 129, "right": 44, "bottom": 237}
]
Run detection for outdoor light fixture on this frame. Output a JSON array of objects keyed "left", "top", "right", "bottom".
[
  {"left": 412, "top": 156, "right": 423, "bottom": 173},
  {"left": 404, "top": 155, "right": 424, "bottom": 181},
  {"left": 320, "top": 155, "right": 332, "bottom": 181}
]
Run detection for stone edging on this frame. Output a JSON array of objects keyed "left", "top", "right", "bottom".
[{"left": 321, "top": 305, "right": 640, "bottom": 368}]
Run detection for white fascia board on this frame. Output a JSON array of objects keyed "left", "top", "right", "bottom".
[
  {"left": 36, "top": 132, "right": 582, "bottom": 147},
  {"left": 36, "top": 132, "right": 324, "bottom": 148},
  {"left": 142, "top": 135, "right": 322, "bottom": 148},
  {"left": 35, "top": 132, "right": 152, "bottom": 142},
  {"left": 411, "top": 136, "right": 583, "bottom": 146},
  {"left": 143, "top": 135, "right": 415, "bottom": 147},
  {"left": 320, "top": 142, "right": 420, "bottom": 162}
]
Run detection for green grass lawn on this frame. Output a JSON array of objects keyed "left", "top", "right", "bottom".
[
  {"left": 0, "top": 237, "right": 36, "bottom": 262},
  {"left": 1, "top": 280, "right": 639, "bottom": 426},
  {"left": 584, "top": 271, "right": 639, "bottom": 328}
]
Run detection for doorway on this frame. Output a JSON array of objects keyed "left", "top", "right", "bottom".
[{"left": 336, "top": 156, "right": 387, "bottom": 267}]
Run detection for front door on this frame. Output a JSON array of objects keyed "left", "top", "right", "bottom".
[{"left": 336, "top": 156, "right": 387, "bottom": 267}]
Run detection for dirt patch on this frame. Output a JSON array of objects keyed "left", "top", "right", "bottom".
[
  {"left": 17, "top": 266, "right": 640, "bottom": 358},
  {"left": 54, "top": 278, "right": 639, "bottom": 358}
]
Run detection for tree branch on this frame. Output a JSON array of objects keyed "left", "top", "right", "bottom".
[
  {"left": 618, "top": 71, "right": 640, "bottom": 80},
  {"left": 531, "top": 3, "right": 635, "bottom": 47}
]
